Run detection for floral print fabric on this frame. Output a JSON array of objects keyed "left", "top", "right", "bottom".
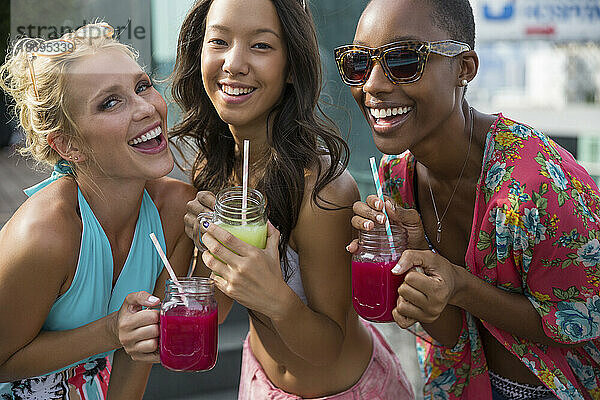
[
  {"left": 0, "top": 357, "right": 110, "bottom": 400},
  {"left": 380, "top": 114, "right": 600, "bottom": 400}
]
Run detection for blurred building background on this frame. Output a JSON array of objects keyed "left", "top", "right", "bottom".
[
  {"left": 469, "top": 0, "right": 600, "bottom": 182},
  {"left": 2, "top": 0, "right": 600, "bottom": 399}
]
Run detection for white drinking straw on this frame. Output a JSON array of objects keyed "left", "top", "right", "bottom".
[
  {"left": 242, "top": 139, "right": 250, "bottom": 225},
  {"left": 150, "top": 232, "right": 187, "bottom": 305},
  {"left": 369, "top": 157, "right": 397, "bottom": 259}
]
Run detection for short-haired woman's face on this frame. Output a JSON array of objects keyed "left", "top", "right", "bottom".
[
  {"left": 351, "top": 0, "right": 463, "bottom": 155},
  {"left": 67, "top": 49, "right": 173, "bottom": 180},
  {"left": 201, "top": 0, "right": 288, "bottom": 135}
]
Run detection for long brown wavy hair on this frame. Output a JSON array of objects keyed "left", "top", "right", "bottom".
[{"left": 170, "top": 0, "right": 350, "bottom": 279}]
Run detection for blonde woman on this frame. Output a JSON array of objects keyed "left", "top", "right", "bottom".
[{"left": 0, "top": 24, "right": 195, "bottom": 399}]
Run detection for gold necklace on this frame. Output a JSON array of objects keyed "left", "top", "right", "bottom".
[{"left": 426, "top": 107, "right": 474, "bottom": 243}]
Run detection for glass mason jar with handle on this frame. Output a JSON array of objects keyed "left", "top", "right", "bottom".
[
  {"left": 351, "top": 223, "right": 408, "bottom": 322},
  {"left": 159, "top": 277, "right": 218, "bottom": 372},
  {"left": 197, "top": 186, "right": 267, "bottom": 249}
]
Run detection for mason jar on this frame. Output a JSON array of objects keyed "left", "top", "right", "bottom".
[
  {"left": 159, "top": 277, "right": 218, "bottom": 372},
  {"left": 198, "top": 186, "right": 267, "bottom": 249},
  {"left": 351, "top": 223, "right": 408, "bottom": 322}
]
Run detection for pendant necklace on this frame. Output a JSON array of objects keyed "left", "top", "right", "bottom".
[{"left": 426, "top": 107, "right": 474, "bottom": 243}]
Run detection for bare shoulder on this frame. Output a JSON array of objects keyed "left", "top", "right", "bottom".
[
  {"left": 291, "top": 157, "right": 358, "bottom": 247},
  {"left": 0, "top": 179, "right": 83, "bottom": 355},
  {"left": 303, "top": 156, "right": 359, "bottom": 211},
  {"left": 0, "top": 178, "right": 81, "bottom": 284},
  {"left": 145, "top": 177, "right": 196, "bottom": 269},
  {"left": 145, "top": 176, "right": 197, "bottom": 219}
]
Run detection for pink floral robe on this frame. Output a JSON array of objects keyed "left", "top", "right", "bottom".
[{"left": 380, "top": 114, "right": 600, "bottom": 400}]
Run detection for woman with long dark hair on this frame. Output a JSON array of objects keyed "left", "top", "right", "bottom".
[{"left": 122, "top": 0, "right": 414, "bottom": 398}]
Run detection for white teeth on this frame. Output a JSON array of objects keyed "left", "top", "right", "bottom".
[
  {"left": 369, "top": 106, "right": 412, "bottom": 119},
  {"left": 221, "top": 84, "right": 254, "bottom": 96},
  {"left": 128, "top": 126, "right": 162, "bottom": 146}
]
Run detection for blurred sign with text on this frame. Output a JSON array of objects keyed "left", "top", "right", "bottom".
[{"left": 472, "top": 0, "right": 600, "bottom": 41}]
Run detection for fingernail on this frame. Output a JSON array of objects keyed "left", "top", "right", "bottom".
[
  {"left": 391, "top": 263, "right": 403, "bottom": 274},
  {"left": 363, "top": 220, "right": 373, "bottom": 229},
  {"left": 386, "top": 200, "right": 395, "bottom": 212},
  {"left": 376, "top": 214, "right": 385, "bottom": 224},
  {"left": 345, "top": 245, "right": 351, "bottom": 252},
  {"left": 375, "top": 200, "right": 382, "bottom": 209},
  {"left": 202, "top": 221, "right": 210, "bottom": 228},
  {"left": 148, "top": 295, "right": 159, "bottom": 303}
]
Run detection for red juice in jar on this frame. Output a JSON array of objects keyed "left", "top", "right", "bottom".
[
  {"left": 352, "top": 224, "right": 407, "bottom": 322},
  {"left": 352, "top": 259, "right": 406, "bottom": 322},
  {"left": 160, "top": 306, "right": 218, "bottom": 371},
  {"left": 159, "top": 277, "right": 218, "bottom": 372}
]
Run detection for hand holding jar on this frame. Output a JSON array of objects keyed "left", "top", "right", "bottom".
[
  {"left": 116, "top": 278, "right": 218, "bottom": 372},
  {"left": 349, "top": 195, "right": 430, "bottom": 252},
  {"left": 391, "top": 250, "right": 461, "bottom": 329},
  {"left": 351, "top": 223, "right": 408, "bottom": 322}
]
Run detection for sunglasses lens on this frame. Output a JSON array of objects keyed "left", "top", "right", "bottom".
[
  {"left": 385, "top": 49, "right": 420, "bottom": 80},
  {"left": 340, "top": 52, "right": 370, "bottom": 83}
]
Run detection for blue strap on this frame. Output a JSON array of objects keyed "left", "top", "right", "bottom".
[{"left": 24, "top": 159, "right": 73, "bottom": 197}]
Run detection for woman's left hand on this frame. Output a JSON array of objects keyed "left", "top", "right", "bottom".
[
  {"left": 200, "top": 221, "right": 290, "bottom": 319},
  {"left": 391, "top": 249, "right": 461, "bottom": 328}
]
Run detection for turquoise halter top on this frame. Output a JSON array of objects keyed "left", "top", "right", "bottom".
[{"left": 22, "top": 161, "right": 166, "bottom": 372}]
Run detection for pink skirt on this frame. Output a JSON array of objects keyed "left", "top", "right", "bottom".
[{"left": 238, "top": 321, "right": 414, "bottom": 399}]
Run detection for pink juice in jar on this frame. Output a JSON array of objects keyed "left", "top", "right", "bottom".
[
  {"left": 352, "top": 259, "right": 405, "bottom": 322},
  {"left": 160, "top": 305, "right": 218, "bottom": 372},
  {"left": 351, "top": 223, "right": 407, "bottom": 323}
]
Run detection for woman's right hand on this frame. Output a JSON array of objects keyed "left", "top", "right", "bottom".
[
  {"left": 347, "top": 195, "right": 429, "bottom": 253},
  {"left": 184, "top": 191, "right": 216, "bottom": 248},
  {"left": 114, "top": 291, "right": 161, "bottom": 363}
]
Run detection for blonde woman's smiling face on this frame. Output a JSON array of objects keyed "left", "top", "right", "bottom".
[{"left": 67, "top": 49, "right": 172, "bottom": 181}]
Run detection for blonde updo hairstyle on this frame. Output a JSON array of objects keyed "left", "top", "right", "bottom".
[{"left": 0, "top": 23, "right": 139, "bottom": 170}]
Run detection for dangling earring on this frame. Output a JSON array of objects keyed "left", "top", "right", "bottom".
[{"left": 460, "top": 79, "right": 468, "bottom": 87}]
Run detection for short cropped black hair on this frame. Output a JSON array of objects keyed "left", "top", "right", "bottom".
[
  {"left": 365, "top": 0, "right": 476, "bottom": 49},
  {"left": 426, "top": 0, "right": 476, "bottom": 49}
]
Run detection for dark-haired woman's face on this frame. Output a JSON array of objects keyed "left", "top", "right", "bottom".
[
  {"left": 201, "top": 0, "right": 288, "bottom": 135},
  {"left": 351, "top": 0, "right": 462, "bottom": 155}
]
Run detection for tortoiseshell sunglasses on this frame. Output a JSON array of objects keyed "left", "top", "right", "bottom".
[{"left": 334, "top": 40, "right": 471, "bottom": 85}]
